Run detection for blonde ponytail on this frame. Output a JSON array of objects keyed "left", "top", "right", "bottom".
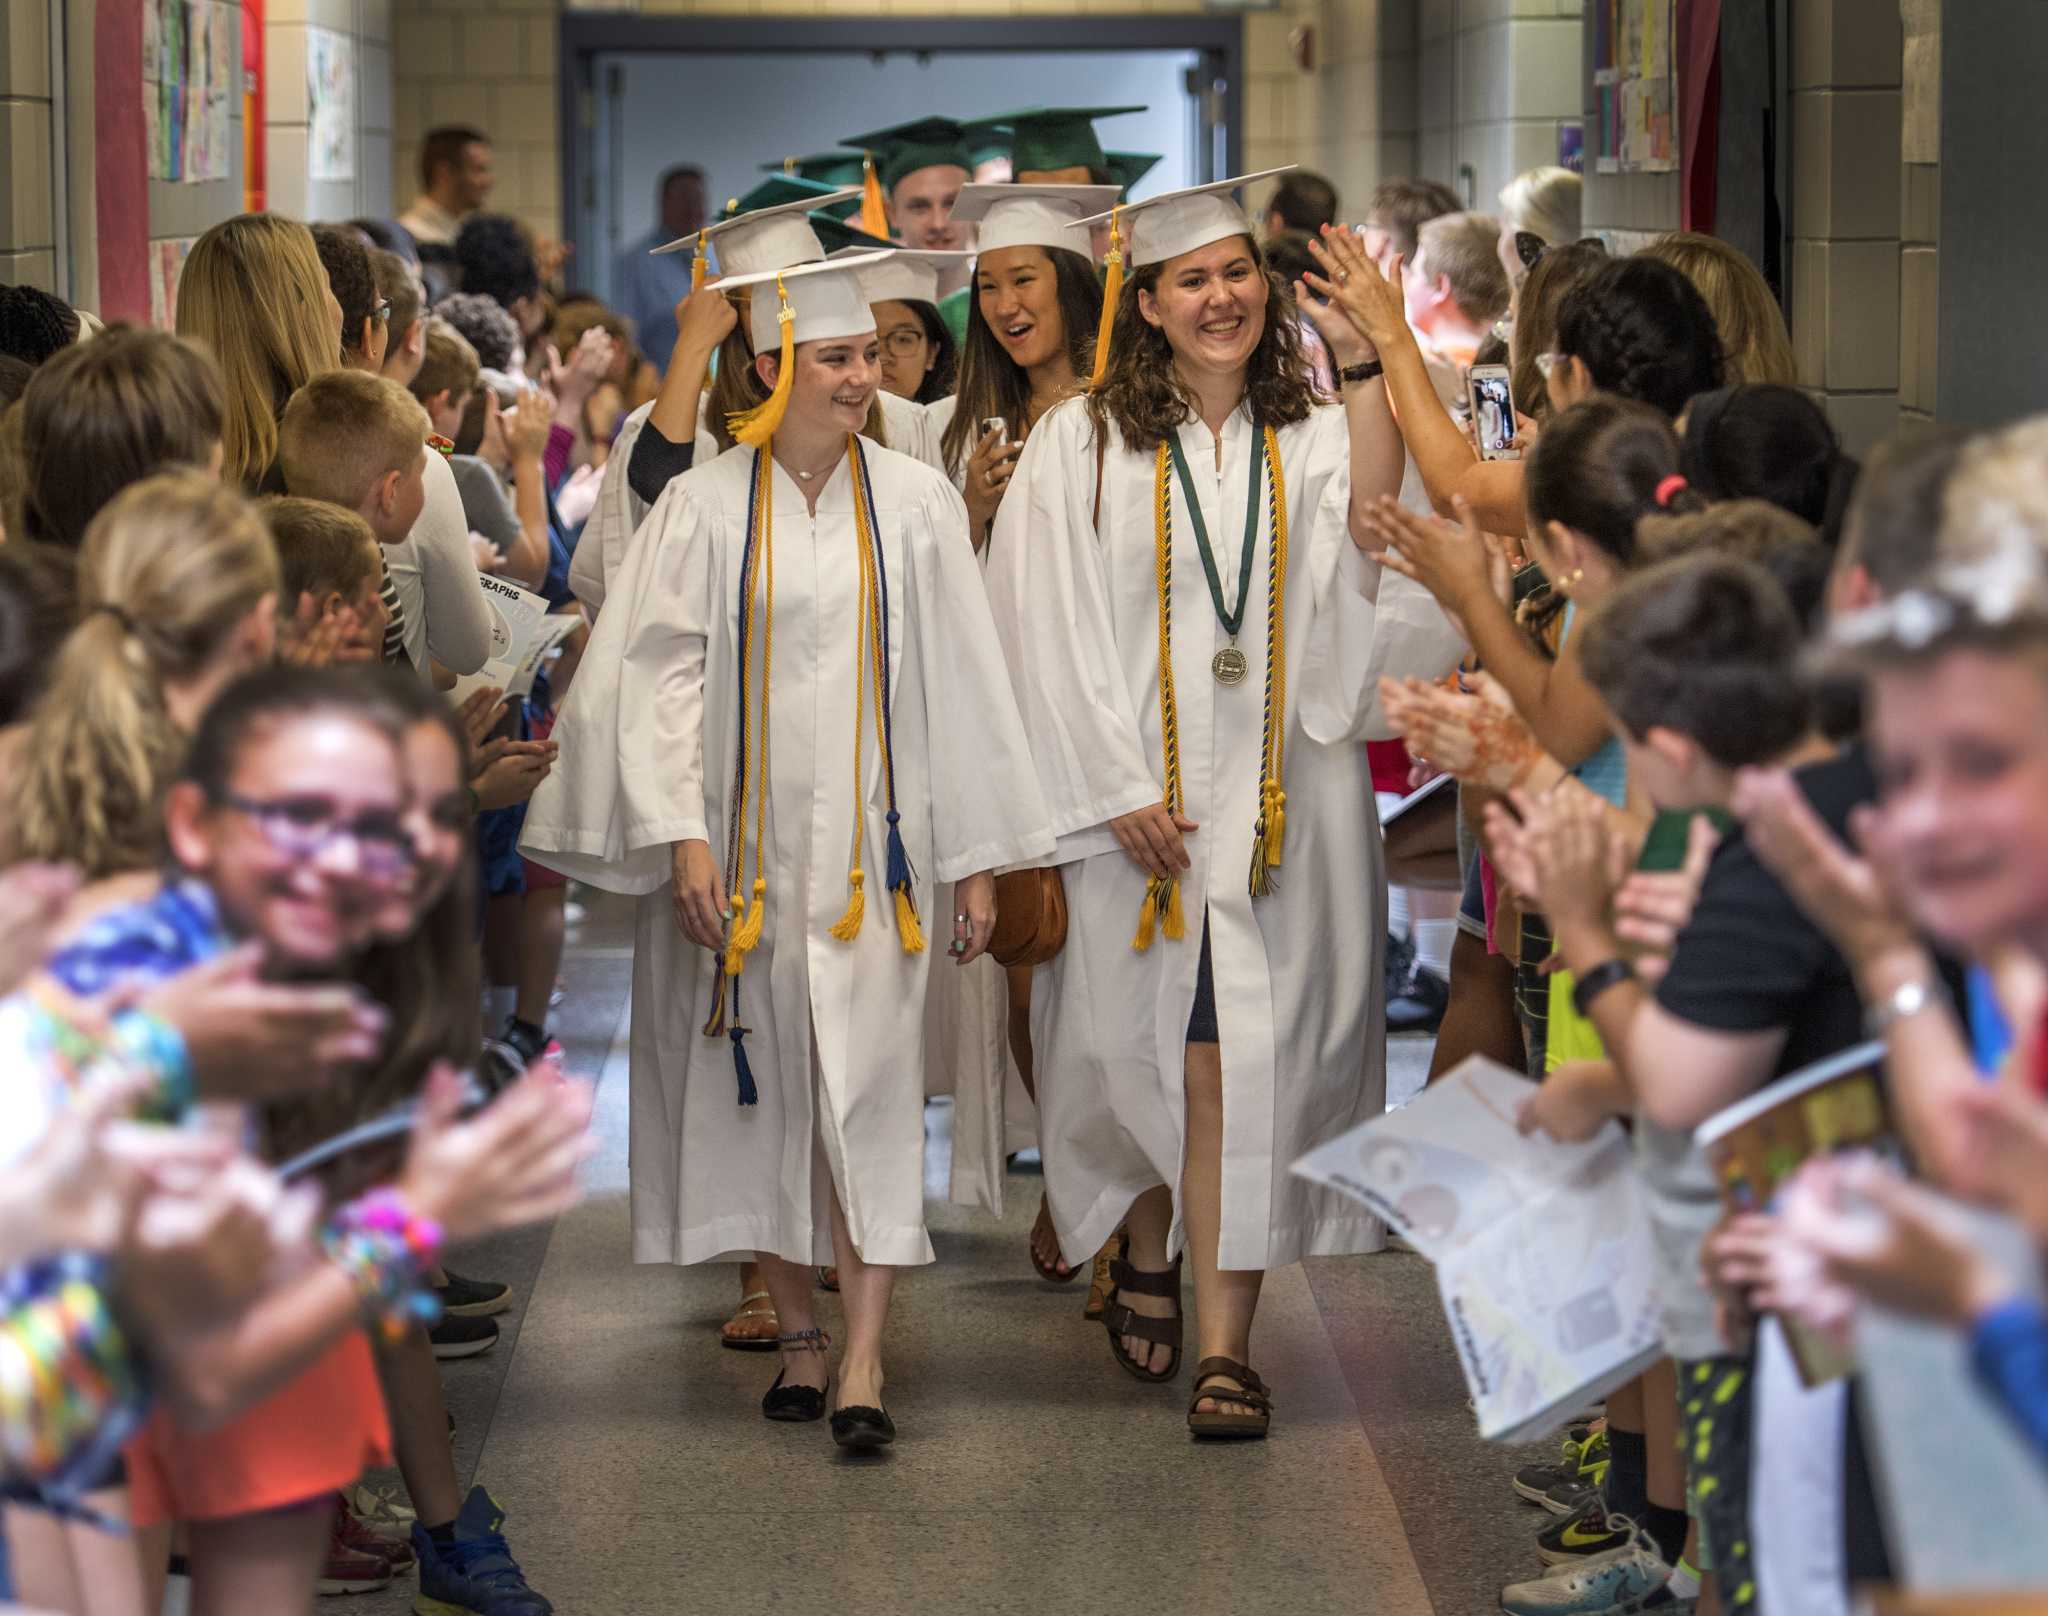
[{"left": 7, "top": 470, "right": 281, "bottom": 877}]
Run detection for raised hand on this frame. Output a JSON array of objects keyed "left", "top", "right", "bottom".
[
  {"left": 1733, "top": 767, "right": 1917, "bottom": 970},
  {"left": 397, "top": 1061, "right": 596, "bottom": 1243},
  {"left": 1301, "top": 224, "right": 1410, "bottom": 356}
]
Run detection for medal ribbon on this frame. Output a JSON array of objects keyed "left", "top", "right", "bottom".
[{"left": 1165, "top": 428, "right": 1261, "bottom": 642}]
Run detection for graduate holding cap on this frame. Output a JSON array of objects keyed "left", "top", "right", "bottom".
[
  {"left": 522, "top": 255, "right": 1053, "bottom": 1450},
  {"left": 981, "top": 171, "right": 1465, "bottom": 1439},
  {"left": 569, "top": 184, "right": 946, "bottom": 615}
]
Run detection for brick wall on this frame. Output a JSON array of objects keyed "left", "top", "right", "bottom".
[{"left": 1, "top": 0, "right": 58, "bottom": 290}]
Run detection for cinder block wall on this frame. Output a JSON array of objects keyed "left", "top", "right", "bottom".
[{"left": 1, "top": 0, "right": 58, "bottom": 290}]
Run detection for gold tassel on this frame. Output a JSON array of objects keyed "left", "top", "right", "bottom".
[
  {"left": 860, "top": 156, "right": 891, "bottom": 240},
  {"left": 690, "top": 228, "right": 707, "bottom": 292},
  {"left": 1264, "top": 781, "right": 1286, "bottom": 867},
  {"left": 1162, "top": 874, "right": 1186, "bottom": 942},
  {"left": 829, "top": 869, "right": 866, "bottom": 941},
  {"left": 725, "top": 876, "right": 767, "bottom": 974},
  {"left": 727, "top": 275, "right": 794, "bottom": 447},
  {"left": 893, "top": 887, "right": 926, "bottom": 955},
  {"left": 1090, "top": 207, "right": 1123, "bottom": 389},
  {"left": 1132, "top": 877, "right": 1160, "bottom": 953}
]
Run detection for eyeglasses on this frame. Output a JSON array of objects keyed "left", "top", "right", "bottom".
[
  {"left": 1534, "top": 351, "right": 1567, "bottom": 379},
  {"left": 216, "top": 793, "right": 414, "bottom": 878},
  {"left": 880, "top": 328, "right": 930, "bottom": 358}
]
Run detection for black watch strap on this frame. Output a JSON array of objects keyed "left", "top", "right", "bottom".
[
  {"left": 1570, "top": 958, "right": 1634, "bottom": 1018},
  {"left": 1339, "top": 358, "right": 1385, "bottom": 387}
]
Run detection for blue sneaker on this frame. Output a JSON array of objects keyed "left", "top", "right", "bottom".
[{"left": 411, "top": 1487, "right": 552, "bottom": 1615}]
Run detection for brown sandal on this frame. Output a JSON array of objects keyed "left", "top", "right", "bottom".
[
  {"left": 1101, "top": 1235, "right": 1183, "bottom": 1382},
  {"left": 1029, "top": 1193, "right": 1079, "bottom": 1283},
  {"left": 719, "top": 1290, "right": 780, "bottom": 1352},
  {"left": 1187, "top": 1357, "right": 1272, "bottom": 1440},
  {"left": 1082, "top": 1228, "right": 1122, "bottom": 1321}
]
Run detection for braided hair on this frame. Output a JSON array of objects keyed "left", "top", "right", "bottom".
[
  {"left": 1555, "top": 257, "right": 1724, "bottom": 420},
  {"left": 0, "top": 284, "right": 82, "bottom": 367}
]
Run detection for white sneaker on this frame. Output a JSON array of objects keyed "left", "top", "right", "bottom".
[
  {"left": 1499, "top": 1521, "right": 1687, "bottom": 1614},
  {"left": 343, "top": 1481, "right": 416, "bottom": 1539}
]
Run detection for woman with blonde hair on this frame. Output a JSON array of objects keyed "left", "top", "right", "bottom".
[
  {"left": 1496, "top": 164, "right": 1582, "bottom": 286},
  {"left": 1638, "top": 230, "right": 1797, "bottom": 386},
  {"left": 176, "top": 213, "right": 344, "bottom": 490},
  {"left": 6, "top": 469, "right": 282, "bottom": 880}
]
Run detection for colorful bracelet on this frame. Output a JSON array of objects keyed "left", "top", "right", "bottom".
[
  {"left": 0, "top": 1265, "right": 143, "bottom": 1485},
  {"left": 107, "top": 1008, "right": 196, "bottom": 1121},
  {"left": 321, "top": 1189, "right": 445, "bottom": 1342}
]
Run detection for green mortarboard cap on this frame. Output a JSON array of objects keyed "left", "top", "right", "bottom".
[
  {"left": 961, "top": 118, "right": 1012, "bottom": 169},
  {"left": 764, "top": 151, "right": 869, "bottom": 189},
  {"left": 1103, "top": 150, "right": 1164, "bottom": 197},
  {"left": 808, "top": 212, "right": 896, "bottom": 255},
  {"left": 841, "top": 116, "right": 975, "bottom": 192},
  {"left": 988, "top": 106, "right": 1146, "bottom": 177},
  {"left": 726, "top": 175, "right": 851, "bottom": 220}
]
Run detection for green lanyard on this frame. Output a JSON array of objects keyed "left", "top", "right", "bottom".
[{"left": 1166, "top": 423, "right": 1262, "bottom": 645}]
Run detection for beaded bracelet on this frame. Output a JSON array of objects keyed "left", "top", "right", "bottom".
[
  {"left": 0, "top": 1265, "right": 144, "bottom": 1486},
  {"left": 322, "top": 1189, "right": 445, "bottom": 1342},
  {"left": 107, "top": 1008, "right": 196, "bottom": 1122}
]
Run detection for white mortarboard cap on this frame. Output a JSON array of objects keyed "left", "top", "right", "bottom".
[
  {"left": 652, "top": 186, "right": 862, "bottom": 278},
  {"left": 716, "top": 253, "right": 894, "bottom": 353},
  {"left": 949, "top": 183, "right": 1120, "bottom": 257},
  {"left": 833, "top": 247, "right": 973, "bottom": 307},
  {"left": 1078, "top": 167, "right": 1294, "bottom": 268}
]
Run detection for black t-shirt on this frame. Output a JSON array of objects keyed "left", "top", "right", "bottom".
[{"left": 1654, "top": 746, "right": 1874, "bottom": 1079}]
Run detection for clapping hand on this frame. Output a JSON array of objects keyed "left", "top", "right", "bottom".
[
  {"left": 1358, "top": 494, "right": 1512, "bottom": 627},
  {"left": 1378, "top": 672, "right": 1543, "bottom": 792},
  {"left": 1734, "top": 767, "right": 1918, "bottom": 971},
  {"left": 1301, "top": 224, "right": 1411, "bottom": 357}
]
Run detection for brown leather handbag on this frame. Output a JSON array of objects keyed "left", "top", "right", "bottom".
[{"left": 990, "top": 868, "right": 1068, "bottom": 968}]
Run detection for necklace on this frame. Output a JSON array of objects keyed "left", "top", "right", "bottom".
[{"left": 1165, "top": 426, "right": 1264, "bottom": 684}]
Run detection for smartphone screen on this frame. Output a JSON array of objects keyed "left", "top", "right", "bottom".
[
  {"left": 1467, "top": 365, "right": 1519, "bottom": 461},
  {"left": 981, "top": 416, "right": 1008, "bottom": 446}
]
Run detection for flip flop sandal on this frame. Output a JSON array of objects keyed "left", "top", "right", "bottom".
[
  {"left": 1187, "top": 1357, "right": 1272, "bottom": 1440},
  {"left": 1082, "top": 1228, "right": 1123, "bottom": 1321},
  {"left": 1030, "top": 1193, "right": 1080, "bottom": 1283},
  {"left": 720, "top": 1290, "right": 780, "bottom": 1352},
  {"left": 1101, "top": 1234, "right": 1183, "bottom": 1383}
]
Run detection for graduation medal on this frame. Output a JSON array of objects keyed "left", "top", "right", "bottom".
[
  {"left": 1166, "top": 430, "right": 1263, "bottom": 685},
  {"left": 1135, "top": 420, "right": 1293, "bottom": 952}
]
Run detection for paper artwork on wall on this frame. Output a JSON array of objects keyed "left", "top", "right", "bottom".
[
  {"left": 143, "top": 0, "right": 235, "bottom": 183},
  {"left": 148, "top": 237, "right": 197, "bottom": 329},
  {"left": 1590, "top": 0, "right": 1676, "bottom": 175},
  {"left": 307, "top": 26, "right": 357, "bottom": 182}
]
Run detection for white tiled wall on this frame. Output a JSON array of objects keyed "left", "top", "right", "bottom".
[{"left": 1, "top": 0, "right": 59, "bottom": 290}]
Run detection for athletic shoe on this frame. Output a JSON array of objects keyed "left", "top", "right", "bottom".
[
  {"left": 1387, "top": 963, "right": 1450, "bottom": 1034},
  {"left": 477, "top": 1037, "right": 525, "bottom": 1098},
  {"left": 429, "top": 1314, "right": 500, "bottom": 1360},
  {"left": 411, "top": 1487, "right": 552, "bottom": 1615},
  {"left": 334, "top": 1494, "right": 416, "bottom": 1572},
  {"left": 1513, "top": 1425, "right": 1604, "bottom": 1509},
  {"left": 343, "top": 1481, "right": 416, "bottom": 1538},
  {"left": 1535, "top": 1497, "right": 1639, "bottom": 1567},
  {"left": 1500, "top": 1521, "right": 1684, "bottom": 1614},
  {"left": 319, "top": 1506, "right": 395, "bottom": 1596},
  {"left": 435, "top": 1270, "right": 514, "bottom": 1318}
]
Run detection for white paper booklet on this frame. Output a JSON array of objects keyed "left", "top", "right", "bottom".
[
  {"left": 453, "top": 573, "right": 578, "bottom": 703},
  {"left": 1294, "top": 1056, "right": 1664, "bottom": 1443}
]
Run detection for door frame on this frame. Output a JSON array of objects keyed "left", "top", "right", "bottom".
[{"left": 556, "top": 12, "right": 1246, "bottom": 252}]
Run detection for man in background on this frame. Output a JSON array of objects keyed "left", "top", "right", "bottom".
[
  {"left": 401, "top": 126, "right": 495, "bottom": 248},
  {"left": 1263, "top": 169, "right": 1339, "bottom": 237},
  {"left": 615, "top": 165, "right": 709, "bottom": 373},
  {"left": 1357, "top": 176, "right": 1461, "bottom": 276}
]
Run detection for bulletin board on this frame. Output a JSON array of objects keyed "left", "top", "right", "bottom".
[{"left": 1592, "top": 0, "right": 1677, "bottom": 173}]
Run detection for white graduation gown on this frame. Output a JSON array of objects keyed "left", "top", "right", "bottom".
[
  {"left": 981, "top": 397, "right": 1464, "bottom": 1270},
  {"left": 521, "top": 440, "right": 1054, "bottom": 1265},
  {"left": 569, "top": 392, "right": 946, "bottom": 618}
]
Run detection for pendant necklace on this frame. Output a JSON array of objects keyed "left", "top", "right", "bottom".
[{"left": 1166, "top": 425, "right": 1263, "bottom": 684}]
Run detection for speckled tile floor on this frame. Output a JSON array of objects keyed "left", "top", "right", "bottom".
[{"left": 345, "top": 894, "right": 1552, "bottom": 1616}]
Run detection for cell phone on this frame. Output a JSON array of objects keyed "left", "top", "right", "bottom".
[
  {"left": 981, "top": 416, "right": 1008, "bottom": 447},
  {"left": 1466, "top": 364, "right": 1520, "bottom": 462}
]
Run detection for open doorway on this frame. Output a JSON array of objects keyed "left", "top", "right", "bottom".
[{"left": 559, "top": 14, "right": 1244, "bottom": 307}]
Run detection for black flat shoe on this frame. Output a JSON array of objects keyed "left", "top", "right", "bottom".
[
  {"left": 829, "top": 1405, "right": 896, "bottom": 1451},
  {"left": 762, "top": 1368, "right": 829, "bottom": 1423}
]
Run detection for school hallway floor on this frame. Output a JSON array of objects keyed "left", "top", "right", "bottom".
[{"left": 354, "top": 893, "right": 1552, "bottom": 1616}]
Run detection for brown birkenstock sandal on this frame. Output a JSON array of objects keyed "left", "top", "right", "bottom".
[
  {"left": 1187, "top": 1357, "right": 1272, "bottom": 1440},
  {"left": 1101, "top": 1234, "right": 1183, "bottom": 1383}
]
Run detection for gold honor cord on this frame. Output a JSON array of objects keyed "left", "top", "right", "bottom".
[
  {"left": 725, "top": 448, "right": 775, "bottom": 977},
  {"left": 1134, "top": 423, "right": 1291, "bottom": 953}
]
